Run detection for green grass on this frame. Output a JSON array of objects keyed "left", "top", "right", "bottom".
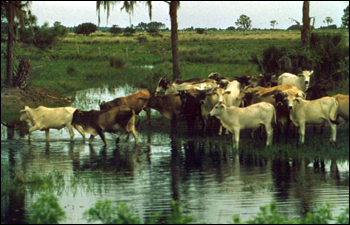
[{"left": 2, "top": 29, "right": 348, "bottom": 96}]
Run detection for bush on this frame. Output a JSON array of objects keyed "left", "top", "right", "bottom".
[
  {"left": 109, "top": 54, "right": 126, "bottom": 69},
  {"left": 196, "top": 28, "right": 206, "bottom": 34},
  {"left": 28, "top": 189, "right": 66, "bottom": 224},
  {"left": 74, "top": 23, "right": 97, "bottom": 36}
]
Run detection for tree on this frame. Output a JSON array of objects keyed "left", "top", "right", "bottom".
[
  {"left": 342, "top": 5, "right": 349, "bottom": 30},
  {"left": 270, "top": 20, "right": 278, "bottom": 29},
  {"left": 301, "top": 1, "right": 311, "bottom": 49},
  {"left": 235, "top": 15, "right": 252, "bottom": 30},
  {"left": 1, "top": 1, "right": 31, "bottom": 87},
  {"left": 323, "top": 16, "right": 333, "bottom": 26},
  {"left": 96, "top": 1, "right": 181, "bottom": 80},
  {"left": 74, "top": 22, "right": 97, "bottom": 36}
]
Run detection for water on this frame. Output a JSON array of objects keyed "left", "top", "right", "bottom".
[{"left": 1, "top": 86, "right": 349, "bottom": 224}]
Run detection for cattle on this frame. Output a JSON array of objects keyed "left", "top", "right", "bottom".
[
  {"left": 19, "top": 106, "right": 85, "bottom": 142},
  {"left": 242, "top": 84, "right": 301, "bottom": 106},
  {"left": 209, "top": 102, "right": 276, "bottom": 149},
  {"left": 273, "top": 88, "right": 306, "bottom": 142},
  {"left": 100, "top": 90, "right": 151, "bottom": 125},
  {"left": 278, "top": 70, "right": 314, "bottom": 91},
  {"left": 71, "top": 106, "right": 138, "bottom": 146},
  {"left": 248, "top": 73, "right": 276, "bottom": 88},
  {"left": 200, "top": 87, "right": 225, "bottom": 131},
  {"left": 218, "top": 80, "right": 242, "bottom": 106},
  {"left": 155, "top": 77, "right": 216, "bottom": 95},
  {"left": 333, "top": 94, "right": 349, "bottom": 122},
  {"left": 284, "top": 94, "right": 339, "bottom": 144},
  {"left": 178, "top": 88, "right": 207, "bottom": 135},
  {"left": 305, "top": 84, "right": 328, "bottom": 100},
  {"left": 147, "top": 94, "right": 183, "bottom": 129}
]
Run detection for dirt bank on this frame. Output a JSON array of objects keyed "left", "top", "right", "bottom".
[{"left": 1, "top": 86, "right": 72, "bottom": 122}]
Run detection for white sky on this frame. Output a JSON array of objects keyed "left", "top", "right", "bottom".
[{"left": 30, "top": 1, "right": 349, "bottom": 29}]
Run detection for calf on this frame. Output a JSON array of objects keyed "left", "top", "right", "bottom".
[
  {"left": 278, "top": 70, "right": 314, "bottom": 91},
  {"left": 333, "top": 94, "right": 349, "bottom": 122},
  {"left": 100, "top": 90, "right": 151, "bottom": 125},
  {"left": 19, "top": 106, "right": 85, "bottom": 142},
  {"left": 209, "top": 102, "right": 276, "bottom": 149},
  {"left": 71, "top": 106, "right": 138, "bottom": 146},
  {"left": 284, "top": 95, "right": 339, "bottom": 144}
]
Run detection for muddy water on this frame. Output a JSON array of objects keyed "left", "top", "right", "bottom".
[{"left": 1, "top": 86, "right": 349, "bottom": 224}]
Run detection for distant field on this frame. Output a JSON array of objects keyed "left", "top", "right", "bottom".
[{"left": 1, "top": 30, "right": 349, "bottom": 95}]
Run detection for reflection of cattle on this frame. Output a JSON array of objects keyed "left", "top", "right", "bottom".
[
  {"left": 148, "top": 94, "right": 183, "bottom": 129},
  {"left": 99, "top": 90, "right": 151, "bottom": 125},
  {"left": 72, "top": 106, "right": 138, "bottom": 146},
  {"left": 333, "top": 94, "right": 349, "bottom": 122},
  {"left": 210, "top": 102, "right": 276, "bottom": 149},
  {"left": 278, "top": 70, "right": 313, "bottom": 91},
  {"left": 284, "top": 94, "right": 338, "bottom": 144},
  {"left": 19, "top": 106, "right": 85, "bottom": 142}
]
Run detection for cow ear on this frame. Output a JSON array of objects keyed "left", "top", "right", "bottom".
[{"left": 310, "top": 70, "right": 314, "bottom": 75}]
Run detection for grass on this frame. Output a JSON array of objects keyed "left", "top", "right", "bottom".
[{"left": 2, "top": 29, "right": 348, "bottom": 97}]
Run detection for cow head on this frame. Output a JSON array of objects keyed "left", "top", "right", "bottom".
[
  {"left": 19, "top": 106, "right": 34, "bottom": 126},
  {"left": 209, "top": 102, "right": 226, "bottom": 118},
  {"left": 155, "top": 78, "right": 171, "bottom": 96},
  {"left": 208, "top": 72, "right": 221, "bottom": 81},
  {"left": 298, "top": 70, "right": 314, "bottom": 88},
  {"left": 284, "top": 92, "right": 303, "bottom": 111}
]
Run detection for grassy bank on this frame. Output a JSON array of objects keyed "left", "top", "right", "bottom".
[{"left": 2, "top": 30, "right": 348, "bottom": 95}]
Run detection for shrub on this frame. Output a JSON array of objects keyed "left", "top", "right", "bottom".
[
  {"left": 109, "top": 54, "right": 126, "bottom": 69},
  {"left": 74, "top": 23, "right": 97, "bottom": 36},
  {"left": 28, "top": 189, "right": 66, "bottom": 224}
]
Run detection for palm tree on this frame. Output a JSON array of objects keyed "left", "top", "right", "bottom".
[
  {"left": 1, "top": 1, "right": 31, "bottom": 87},
  {"left": 96, "top": 1, "right": 181, "bottom": 80}
]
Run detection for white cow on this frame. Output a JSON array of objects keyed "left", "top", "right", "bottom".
[
  {"left": 19, "top": 106, "right": 85, "bottom": 142},
  {"left": 333, "top": 94, "right": 349, "bottom": 122},
  {"left": 278, "top": 70, "right": 314, "bottom": 92},
  {"left": 200, "top": 87, "right": 225, "bottom": 129},
  {"left": 155, "top": 78, "right": 217, "bottom": 95},
  {"left": 209, "top": 102, "right": 276, "bottom": 149},
  {"left": 284, "top": 95, "right": 339, "bottom": 144}
]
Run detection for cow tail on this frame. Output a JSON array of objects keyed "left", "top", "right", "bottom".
[{"left": 330, "top": 98, "right": 340, "bottom": 125}]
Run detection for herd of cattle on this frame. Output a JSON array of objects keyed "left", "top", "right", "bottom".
[{"left": 19, "top": 71, "right": 349, "bottom": 149}]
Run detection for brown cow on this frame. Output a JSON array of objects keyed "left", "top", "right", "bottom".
[
  {"left": 72, "top": 106, "right": 138, "bottom": 146},
  {"left": 148, "top": 94, "right": 183, "bottom": 129},
  {"left": 100, "top": 90, "right": 151, "bottom": 125}
]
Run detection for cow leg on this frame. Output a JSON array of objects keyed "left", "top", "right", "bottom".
[
  {"left": 89, "top": 135, "right": 95, "bottom": 144},
  {"left": 329, "top": 123, "right": 337, "bottom": 144},
  {"left": 144, "top": 107, "right": 151, "bottom": 127},
  {"left": 232, "top": 128, "right": 240, "bottom": 150},
  {"left": 130, "top": 127, "right": 139, "bottom": 145},
  {"left": 74, "top": 125, "right": 86, "bottom": 142},
  {"left": 299, "top": 122, "right": 306, "bottom": 144},
  {"left": 97, "top": 130, "right": 108, "bottom": 146},
  {"left": 265, "top": 124, "right": 273, "bottom": 147},
  {"left": 45, "top": 129, "right": 50, "bottom": 142},
  {"left": 67, "top": 125, "right": 75, "bottom": 140},
  {"left": 116, "top": 131, "right": 127, "bottom": 144}
]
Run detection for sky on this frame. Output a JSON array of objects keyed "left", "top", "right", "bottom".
[{"left": 30, "top": 1, "right": 349, "bottom": 29}]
